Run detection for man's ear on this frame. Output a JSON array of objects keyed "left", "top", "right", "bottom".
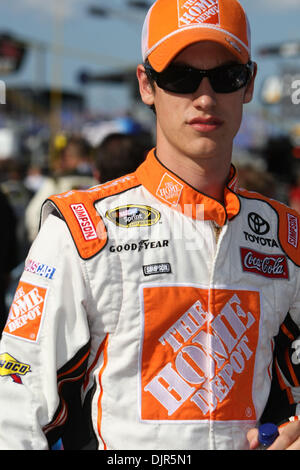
[
  {"left": 136, "top": 64, "right": 155, "bottom": 107},
  {"left": 243, "top": 62, "right": 257, "bottom": 104}
]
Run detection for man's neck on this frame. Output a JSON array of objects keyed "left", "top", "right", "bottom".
[{"left": 155, "top": 147, "right": 232, "bottom": 203}]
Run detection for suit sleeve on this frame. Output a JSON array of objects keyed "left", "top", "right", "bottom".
[
  {"left": 261, "top": 313, "right": 300, "bottom": 426},
  {"left": 0, "top": 214, "right": 92, "bottom": 449}
]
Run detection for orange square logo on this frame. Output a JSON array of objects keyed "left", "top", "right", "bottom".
[
  {"left": 177, "top": 0, "right": 220, "bottom": 28},
  {"left": 140, "top": 285, "right": 261, "bottom": 421},
  {"left": 156, "top": 173, "right": 183, "bottom": 207},
  {"left": 4, "top": 281, "right": 48, "bottom": 342}
]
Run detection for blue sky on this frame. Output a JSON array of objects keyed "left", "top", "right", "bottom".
[{"left": 0, "top": 0, "right": 299, "bottom": 113}]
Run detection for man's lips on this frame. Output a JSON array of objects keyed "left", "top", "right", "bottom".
[{"left": 188, "top": 116, "right": 224, "bottom": 131}]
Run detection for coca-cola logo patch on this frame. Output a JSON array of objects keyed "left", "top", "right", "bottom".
[{"left": 240, "top": 248, "right": 289, "bottom": 279}]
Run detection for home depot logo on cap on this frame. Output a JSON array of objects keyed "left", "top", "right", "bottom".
[
  {"left": 178, "top": 0, "right": 220, "bottom": 27},
  {"left": 141, "top": 0, "right": 251, "bottom": 72}
]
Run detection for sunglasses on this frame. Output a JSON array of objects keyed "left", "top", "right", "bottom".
[{"left": 144, "top": 61, "right": 254, "bottom": 94}]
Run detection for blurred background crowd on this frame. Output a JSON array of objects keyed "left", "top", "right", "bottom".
[{"left": 0, "top": 0, "right": 300, "bottom": 332}]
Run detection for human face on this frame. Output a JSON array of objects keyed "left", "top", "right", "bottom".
[{"left": 138, "top": 41, "right": 256, "bottom": 166}]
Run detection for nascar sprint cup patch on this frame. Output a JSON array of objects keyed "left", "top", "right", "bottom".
[{"left": 106, "top": 205, "right": 161, "bottom": 228}]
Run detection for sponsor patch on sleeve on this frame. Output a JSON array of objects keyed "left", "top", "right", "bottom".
[
  {"left": 24, "top": 259, "right": 56, "bottom": 280},
  {"left": 287, "top": 213, "right": 298, "bottom": 248},
  {"left": 3, "top": 281, "right": 48, "bottom": 342},
  {"left": 0, "top": 353, "right": 31, "bottom": 384},
  {"left": 70, "top": 203, "right": 98, "bottom": 241}
]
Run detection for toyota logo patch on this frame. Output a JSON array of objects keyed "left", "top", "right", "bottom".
[{"left": 248, "top": 212, "right": 270, "bottom": 236}]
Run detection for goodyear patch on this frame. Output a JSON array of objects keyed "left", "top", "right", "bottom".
[
  {"left": 105, "top": 205, "right": 161, "bottom": 228},
  {"left": 0, "top": 353, "right": 31, "bottom": 384}
]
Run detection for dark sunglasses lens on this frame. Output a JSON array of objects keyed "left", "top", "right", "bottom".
[
  {"left": 210, "top": 64, "right": 250, "bottom": 93},
  {"left": 151, "top": 63, "right": 251, "bottom": 94},
  {"left": 157, "top": 66, "right": 200, "bottom": 94}
]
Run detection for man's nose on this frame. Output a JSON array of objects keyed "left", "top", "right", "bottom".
[{"left": 192, "top": 77, "right": 217, "bottom": 109}]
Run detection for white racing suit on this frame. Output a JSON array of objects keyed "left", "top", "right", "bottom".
[{"left": 0, "top": 148, "right": 300, "bottom": 450}]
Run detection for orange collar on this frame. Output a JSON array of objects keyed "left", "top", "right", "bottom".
[{"left": 135, "top": 148, "right": 240, "bottom": 227}]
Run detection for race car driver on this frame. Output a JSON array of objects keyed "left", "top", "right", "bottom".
[{"left": 0, "top": 0, "right": 300, "bottom": 450}]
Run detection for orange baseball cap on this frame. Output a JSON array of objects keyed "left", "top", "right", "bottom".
[{"left": 141, "top": 0, "right": 251, "bottom": 71}]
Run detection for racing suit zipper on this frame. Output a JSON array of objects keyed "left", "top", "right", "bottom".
[
  {"left": 211, "top": 221, "right": 222, "bottom": 244},
  {"left": 208, "top": 220, "right": 224, "bottom": 448}
]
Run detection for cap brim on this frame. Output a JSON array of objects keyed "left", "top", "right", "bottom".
[{"left": 147, "top": 27, "right": 249, "bottom": 72}]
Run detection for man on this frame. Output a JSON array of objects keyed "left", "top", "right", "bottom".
[{"left": 0, "top": 0, "right": 299, "bottom": 450}]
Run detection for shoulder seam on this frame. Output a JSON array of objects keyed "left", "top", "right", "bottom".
[{"left": 83, "top": 173, "right": 141, "bottom": 203}]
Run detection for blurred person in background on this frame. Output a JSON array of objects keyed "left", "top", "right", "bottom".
[
  {"left": 0, "top": 159, "right": 31, "bottom": 317},
  {"left": 94, "top": 131, "right": 153, "bottom": 183},
  {"left": 289, "top": 177, "right": 300, "bottom": 215},
  {"left": 288, "top": 160, "right": 300, "bottom": 215},
  {"left": 235, "top": 164, "right": 276, "bottom": 198},
  {"left": 0, "top": 187, "right": 18, "bottom": 335},
  {"left": 232, "top": 150, "right": 276, "bottom": 199},
  {"left": 263, "top": 136, "right": 294, "bottom": 188},
  {"left": 24, "top": 134, "right": 98, "bottom": 243},
  {"left": 24, "top": 165, "right": 46, "bottom": 196},
  {"left": 0, "top": 159, "right": 32, "bottom": 261},
  {"left": 262, "top": 136, "right": 294, "bottom": 205},
  {"left": 59, "top": 135, "right": 95, "bottom": 177}
]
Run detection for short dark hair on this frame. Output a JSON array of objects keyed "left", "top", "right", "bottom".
[
  {"left": 95, "top": 132, "right": 153, "bottom": 183},
  {"left": 64, "top": 136, "right": 92, "bottom": 158}
]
